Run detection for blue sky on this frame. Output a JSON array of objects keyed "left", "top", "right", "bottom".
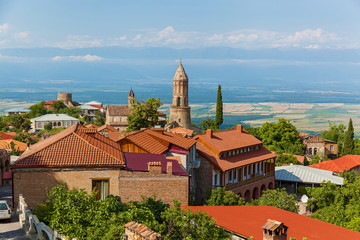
[{"left": 1, "top": 0, "right": 360, "bottom": 50}]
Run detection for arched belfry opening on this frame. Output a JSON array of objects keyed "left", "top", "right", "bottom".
[{"left": 169, "top": 62, "right": 191, "bottom": 129}]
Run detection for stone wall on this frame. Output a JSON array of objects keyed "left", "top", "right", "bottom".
[
  {"left": 193, "top": 155, "right": 213, "bottom": 204},
  {"left": 169, "top": 106, "right": 191, "bottom": 129},
  {"left": 12, "top": 167, "right": 189, "bottom": 208}
]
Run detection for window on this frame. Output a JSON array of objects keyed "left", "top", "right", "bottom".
[
  {"left": 330, "top": 145, "right": 334, "bottom": 152},
  {"left": 229, "top": 170, "right": 233, "bottom": 183},
  {"left": 243, "top": 167, "right": 246, "bottom": 180},
  {"left": 233, "top": 151, "right": 236, "bottom": 156},
  {"left": 92, "top": 180, "right": 109, "bottom": 200},
  {"left": 256, "top": 145, "right": 259, "bottom": 150},
  {"left": 67, "top": 122, "right": 70, "bottom": 127},
  {"left": 236, "top": 149, "right": 239, "bottom": 154},
  {"left": 255, "top": 163, "right": 258, "bottom": 176},
  {"left": 213, "top": 174, "right": 218, "bottom": 185},
  {"left": 252, "top": 146, "right": 255, "bottom": 151},
  {"left": 229, "top": 151, "right": 232, "bottom": 156},
  {"left": 225, "top": 172, "right": 229, "bottom": 185},
  {"left": 234, "top": 169, "right": 238, "bottom": 183},
  {"left": 224, "top": 152, "right": 227, "bottom": 157},
  {"left": 259, "top": 162, "right": 263, "bottom": 175},
  {"left": 244, "top": 148, "right": 247, "bottom": 153},
  {"left": 248, "top": 147, "right": 250, "bottom": 152},
  {"left": 38, "top": 122, "right": 42, "bottom": 128},
  {"left": 247, "top": 165, "right": 250, "bottom": 179},
  {"left": 241, "top": 148, "right": 243, "bottom": 153}
]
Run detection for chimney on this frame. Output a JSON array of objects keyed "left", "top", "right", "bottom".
[
  {"left": 262, "top": 219, "right": 287, "bottom": 240},
  {"left": 166, "top": 161, "right": 173, "bottom": 174},
  {"left": 237, "top": 124, "right": 243, "bottom": 132},
  {"left": 206, "top": 129, "right": 213, "bottom": 138},
  {"left": 148, "top": 161, "right": 162, "bottom": 174}
]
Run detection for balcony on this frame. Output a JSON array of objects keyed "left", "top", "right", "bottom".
[{"left": 224, "top": 171, "right": 275, "bottom": 191}]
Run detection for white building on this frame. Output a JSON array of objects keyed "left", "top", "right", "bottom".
[{"left": 30, "top": 114, "right": 80, "bottom": 133}]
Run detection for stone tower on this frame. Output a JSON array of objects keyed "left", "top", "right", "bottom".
[
  {"left": 169, "top": 63, "right": 191, "bottom": 129},
  {"left": 57, "top": 92, "right": 72, "bottom": 106},
  {"left": 128, "top": 89, "right": 135, "bottom": 107}
]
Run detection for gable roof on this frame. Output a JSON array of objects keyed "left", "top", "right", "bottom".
[
  {"left": 144, "top": 128, "right": 196, "bottom": 150},
  {"left": 11, "top": 124, "right": 125, "bottom": 169},
  {"left": 184, "top": 206, "right": 360, "bottom": 240},
  {"left": 308, "top": 154, "right": 360, "bottom": 172},
  {"left": 168, "top": 126, "right": 194, "bottom": 137},
  {"left": 107, "top": 105, "right": 132, "bottom": 116},
  {"left": 306, "top": 134, "right": 325, "bottom": 143},
  {"left": 124, "top": 152, "right": 188, "bottom": 176},
  {"left": 196, "top": 142, "right": 275, "bottom": 172},
  {"left": 43, "top": 100, "right": 56, "bottom": 105},
  {"left": 195, "top": 127, "right": 262, "bottom": 154},
  {"left": 97, "top": 124, "right": 119, "bottom": 133},
  {"left": 275, "top": 165, "right": 344, "bottom": 185},
  {"left": 125, "top": 131, "right": 169, "bottom": 154}
]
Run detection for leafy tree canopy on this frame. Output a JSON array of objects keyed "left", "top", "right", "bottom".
[
  {"left": 215, "top": 85, "right": 223, "bottom": 127},
  {"left": 50, "top": 100, "right": 66, "bottom": 112},
  {"left": 258, "top": 118, "right": 303, "bottom": 155},
  {"left": 127, "top": 97, "right": 163, "bottom": 131},
  {"left": 200, "top": 117, "right": 218, "bottom": 132},
  {"left": 275, "top": 154, "right": 300, "bottom": 166},
  {"left": 342, "top": 118, "right": 355, "bottom": 155},
  {"left": 205, "top": 187, "right": 245, "bottom": 206},
  {"left": 28, "top": 101, "right": 48, "bottom": 118}
]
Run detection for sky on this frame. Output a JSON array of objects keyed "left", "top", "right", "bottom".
[{"left": 1, "top": 0, "right": 360, "bottom": 50}]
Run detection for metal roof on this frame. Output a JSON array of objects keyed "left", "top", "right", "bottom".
[
  {"left": 4, "top": 108, "right": 30, "bottom": 112},
  {"left": 275, "top": 164, "right": 344, "bottom": 185},
  {"left": 31, "top": 114, "right": 80, "bottom": 121},
  {"left": 79, "top": 104, "right": 99, "bottom": 110}
]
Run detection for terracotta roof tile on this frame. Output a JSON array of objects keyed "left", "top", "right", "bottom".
[
  {"left": 107, "top": 105, "right": 132, "bottom": 116},
  {"left": 308, "top": 154, "right": 360, "bottom": 172},
  {"left": 168, "top": 126, "right": 194, "bottom": 137},
  {"left": 11, "top": 124, "right": 124, "bottom": 168},
  {"left": 144, "top": 129, "right": 196, "bottom": 150},
  {"left": 97, "top": 124, "right": 119, "bottom": 133},
  {"left": 0, "top": 139, "right": 27, "bottom": 152},
  {"left": 44, "top": 100, "right": 56, "bottom": 105},
  {"left": 125, "top": 131, "right": 169, "bottom": 154},
  {"left": 196, "top": 142, "right": 276, "bottom": 172},
  {"left": 184, "top": 206, "right": 360, "bottom": 240},
  {"left": 0, "top": 132, "right": 14, "bottom": 140},
  {"left": 85, "top": 124, "right": 99, "bottom": 129},
  {"left": 195, "top": 127, "right": 262, "bottom": 154}
]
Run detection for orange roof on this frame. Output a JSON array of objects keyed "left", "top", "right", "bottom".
[
  {"left": 44, "top": 100, "right": 56, "bottom": 105},
  {"left": 97, "top": 124, "right": 119, "bottom": 133},
  {"left": 85, "top": 124, "right": 99, "bottom": 129},
  {"left": 144, "top": 129, "right": 196, "bottom": 150},
  {"left": 308, "top": 154, "right": 360, "bottom": 172},
  {"left": 11, "top": 124, "right": 125, "bottom": 169},
  {"left": 108, "top": 132, "right": 128, "bottom": 142},
  {"left": 0, "top": 139, "right": 27, "bottom": 152},
  {"left": 184, "top": 206, "right": 360, "bottom": 240},
  {"left": 90, "top": 104, "right": 104, "bottom": 109},
  {"left": 195, "top": 126, "right": 262, "bottom": 154},
  {"left": 168, "top": 127, "right": 194, "bottom": 137},
  {"left": 196, "top": 142, "right": 275, "bottom": 171}
]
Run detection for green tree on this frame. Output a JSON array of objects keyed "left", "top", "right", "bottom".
[
  {"left": 205, "top": 187, "right": 246, "bottom": 206},
  {"left": 161, "top": 200, "right": 229, "bottom": 240},
  {"left": 258, "top": 118, "right": 303, "bottom": 155},
  {"left": 276, "top": 154, "right": 300, "bottom": 166},
  {"left": 244, "top": 126, "right": 261, "bottom": 139},
  {"left": 58, "top": 107, "right": 82, "bottom": 118},
  {"left": 127, "top": 97, "right": 163, "bottom": 131},
  {"left": 28, "top": 101, "right": 48, "bottom": 118},
  {"left": 0, "top": 116, "right": 8, "bottom": 131},
  {"left": 342, "top": 118, "right": 354, "bottom": 155},
  {"left": 7, "top": 141, "right": 21, "bottom": 156},
  {"left": 320, "top": 121, "right": 346, "bottom": 156},
  {"left": 50, "top": 100, "right": 66, "bottom": 112},
  {"left": 215, "top": 85, "right": 223, "bottom": 128},
  {"left": 250, "top": 188, "right": 299, "bottom": 213},
  {"left": 308, "top": 154, "right": 321, "bottom": 165},
  {"left": 10, "top": 115, "right": 31, "bottom": 132},
  {"left": 44, "top": 122, "right": 53, "bottom": 131},
  {"left": 13, "top": 132, "right": 37, "bottom": 144},
  {"left": 92, "top": 110, "right": 106, "bottom": 126},
  {"left": 200, "top": 117, "right": 218, "bottom": 132}
]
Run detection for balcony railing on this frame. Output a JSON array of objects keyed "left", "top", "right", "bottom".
[{"left": 223, "top": 171, "right": 275, "bottom": 191}]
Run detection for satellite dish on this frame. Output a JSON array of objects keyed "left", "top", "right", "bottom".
[{"left": 301, "top": 194, "right": 309, "bottom": 203}]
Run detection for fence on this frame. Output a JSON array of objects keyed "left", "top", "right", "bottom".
[{"left": 17, "top": 194, "right": 68, "bottom": 240}]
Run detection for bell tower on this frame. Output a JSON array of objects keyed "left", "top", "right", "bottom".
[
  {"left": 128, "top": 88, "right": 135, "bottom": 108},
  {"left": 169, "top": 62, "right": 191, "bottom": 129}
]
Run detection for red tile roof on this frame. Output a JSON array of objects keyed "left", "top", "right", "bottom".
[
  {"left": 0, "top": 132, "right": 14, "bottom": 140},
  {"left": 97, "top": 124, "right": 119, "bottom": 133},
  {"left": 168, "top": 126, "right": 194, "bottom": 137},
  {"left": 107, "top": 105, "right": 132, "bottom": 116},
  {"left": 44, "top": 100, "right": 57, "bottom": 105},
  {"left": 308, "top": 154, "right": 360, "bottom": 172},
  {"left": 184, "top": 206, "right": 360, "bottom": 240},
  {"left": 196, "top": 142, "right": 275, "bottom": 171},
  {"left": 125, "top": 131, "right": 169, "bottom": 154},
  {"left": 11, "top": 124, "right": 125, "bottom": 169},
  {"left": 195, "top": 127, "right": 262, "bottom": 154},
  {"left": 90, "top": 104, "right": 104, "bottom": 109},
  {"left": 85, "top": 124, "right": 99, "bottom": 129},
  {"left": 144, "top": 129, "right": 196, "bottom": 150},
  {"left": 124, "top": 152, "right": 188, "bottom": 176}
]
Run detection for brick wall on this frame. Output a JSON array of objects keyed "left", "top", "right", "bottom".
[
  {"left": 12, "top": 167, "right": 189, "bottom": 208},
  {"left": 193, "top": 156, "right": 213, "bottom": 204}
]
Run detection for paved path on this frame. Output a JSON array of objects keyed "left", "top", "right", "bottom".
[{"left": 0, "top": 186, "right": 28, "bottom": 240}]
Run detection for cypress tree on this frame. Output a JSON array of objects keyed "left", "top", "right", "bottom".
[
  {"left": 215, "top": 85, "right": 223, "bottom": 127},
  {"left": 343, "top": 118, "right": 355, "bottom": 155}
]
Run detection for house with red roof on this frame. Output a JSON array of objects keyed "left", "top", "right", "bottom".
[
  {"left": 43, "top": 100, "right": 57, "bottom": 110},
  {"left": 11, "top": 124, "right": 189, "bottom": 208},
  {"left": 184, "top": 206, "right": 360, "bottom": 240},
  {"left": 194, "top": 125, "right": 276, "bottom": 202},
  {"left": 308, "top": 154, "right": 360, "bottom": 173},
  {"left": 0, "top": 132, "right": 15, "bottom": 140}
]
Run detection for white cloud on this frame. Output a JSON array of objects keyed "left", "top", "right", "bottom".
[
  {"left": 207, "top": 34, "right": 223, "bottom": 42},
  {"left": 118, "top": 36, "right": 127, "bottom": 41},
  {"left": 286, "top": 28, "right": 341, "bottom": 43},
  {"left": 158, "top": 26, "right": 175, "bottom": 39},
  {"left": 133, "top": 34, "right": 142, "bottom": 40},
  {"left": 52, "top": 54, "right": 103, "bottom": 62},
  {"left": 14, "top": 31, "right": 29, "bottom": 39},
  {"left": 49, "top": 35, "right": 103, "bottom": 49},
  {"left": 0, "top": 23, "right": 9, "bottom": 33}
]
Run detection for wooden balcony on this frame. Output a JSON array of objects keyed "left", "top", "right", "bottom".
[{"left": 224, "top": 171, "right": 275, "bottom": 191}]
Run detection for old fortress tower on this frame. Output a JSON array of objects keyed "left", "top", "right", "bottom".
[{"left": 169, "top": 62, "right": 191, "bottom": 129}]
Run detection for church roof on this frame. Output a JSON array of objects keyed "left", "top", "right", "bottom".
[
  {"left": 128, "top": 89, "right": 135, "bottom": 97},
  {"left": 173, "top": 63, "right": 188, "bottom": 81},
  {"left": 107, "top": 105, "right": 132, "bottom": 116}
]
